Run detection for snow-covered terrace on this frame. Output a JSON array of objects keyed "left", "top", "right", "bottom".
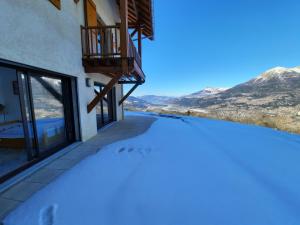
[{"left": 2, "top": 112, "right": 300, "bottom": 225}]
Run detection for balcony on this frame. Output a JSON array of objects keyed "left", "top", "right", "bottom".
[{"left": 81, "top": 26, "right": 145, "bottom": 84}]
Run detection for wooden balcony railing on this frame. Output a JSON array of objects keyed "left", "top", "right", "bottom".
[
  {"left": 81, "top": 26, "right": 141, "bottom": 69},
  {"left": 128, "top": 34, "right": 141, "bottom": 68},
  {"left": 81, "top": 26, "right": 121, "bottom": 58}
]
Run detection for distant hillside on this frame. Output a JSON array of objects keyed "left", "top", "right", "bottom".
[
  {"left": 174, "top": 66, "right": 300, "bottom": 109},
  {"left": 183, "top": 87, "right": 228, "bottom": 98},
  {"left": 124, "top": 96, "right": 153, "bottom": 110},
  {"left": 124, "top": 66, "right": 300, "bottom": 134},
  {"left": 138, "top": 95, "right": 176, "bottom": 105}
]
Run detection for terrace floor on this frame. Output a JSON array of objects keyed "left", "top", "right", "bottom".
[
  {"left": 2, "top": 112, "right": 300, "bottom": 225},
  {"left": 0, "top": 115, "right": 156, "bottom": 222}
]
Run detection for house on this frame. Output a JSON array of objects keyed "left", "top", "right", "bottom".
[{"left": 0, "top": 0, "right": 154, "bottom": 183}]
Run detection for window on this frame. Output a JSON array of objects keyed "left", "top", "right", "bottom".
[{"left": 49, "top": 0, "right": 61, "bottom": 10}]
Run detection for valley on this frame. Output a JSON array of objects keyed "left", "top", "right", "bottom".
[{"left": 125, "top": 66, "right": 300, "bottom": 134}]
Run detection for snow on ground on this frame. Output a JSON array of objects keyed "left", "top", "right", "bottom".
[{"left": 4, "top": 112, "right": 300, "bottom": 225}]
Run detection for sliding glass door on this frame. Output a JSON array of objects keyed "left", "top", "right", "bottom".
[
  {"left": 94, "top": 83, "right": 115, "bottom": 130},
  {"left": 0, "top": 67, "right": 30, "bottom": 178},
  {"left": 0, "top": 64, "right": 77, "bottom": 182}
]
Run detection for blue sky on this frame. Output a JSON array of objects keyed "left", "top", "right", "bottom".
[{"left": 131, "top": 0, "right": 300, "bottom": 97}]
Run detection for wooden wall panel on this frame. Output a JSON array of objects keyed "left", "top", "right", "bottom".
[
  {"left": 49, "top": 0, "right": 61, "bottom": 10},
  {"left": 86, "top": 0, "right": 97, "bottom": 27}
]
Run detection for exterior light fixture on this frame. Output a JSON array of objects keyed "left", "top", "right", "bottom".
[{"left": 86, "top": 78, "right": 92, "bottom": 87}]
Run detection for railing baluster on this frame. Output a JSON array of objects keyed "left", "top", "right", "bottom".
[
  {"left": 101, "top": 28, "right": 105, "bottom": 58},
  {"left": 85, "top": 27, "right": 88, "bottom": 57},
  {"left": 92, "top": 28, "right": 94, "bottom": 56},
  {"left": 115, "top": 27, "right": 118, "bottom": 57},
  {"left": 89, "top": 28, "right": 91, "bottom": 56},
  {"left": 96, "top": 27, "right": 99, "bottom": 57},
  {"left": 81, "top": 26, "right": 141, "bottom": 67}
]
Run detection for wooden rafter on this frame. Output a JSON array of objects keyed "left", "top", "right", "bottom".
[
  {"left": 131, "top": 0, "right": 138, "bottom": 19},
  {"left": 117, "top": 0, "right": 154, "bottom": 40}
]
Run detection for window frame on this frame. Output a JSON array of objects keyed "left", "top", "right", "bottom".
[{"left": 0, "top": 59, "right": 81, "bottom": 184}]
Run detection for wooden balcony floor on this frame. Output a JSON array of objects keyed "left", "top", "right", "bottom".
[{"left": 83, "top": 57, "right": 145, "bottom": 82}]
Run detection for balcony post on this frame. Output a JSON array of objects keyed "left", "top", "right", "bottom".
[
  {"left": 138, "top": 26, "right": 142, "bottom": 61},
  {"left": 120, "top": 0, "right": 129, "bottom": 74}
]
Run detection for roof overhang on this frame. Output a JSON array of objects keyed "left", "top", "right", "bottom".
[{"left": 117, "top": 0, "right": 154, "bottom": 40}]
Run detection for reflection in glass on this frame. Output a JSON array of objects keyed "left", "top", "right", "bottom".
[
  {"left": 0, "top": 67, "right": 28, "bottom": 177},
  {"left": 94, "top": 83, "right": 115, "bottom": 130},
  {"left": 102, "top": 94, "right": 109, "bottom": 123},
  {"left": 19, "top": 72, "right": 36, "bottom": 156},
  {"left": 95, "top": 85, "right": 104, "bottom": 128},
  {"left": 30, "top": 76, "right": 67, "bottom": 152}
]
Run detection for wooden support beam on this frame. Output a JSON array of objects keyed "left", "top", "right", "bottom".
[
  {"left": 119, "top": 83, "right": 139, "bottom": 105},
  {"left": 120, "top": 0, "right": 129, "bottom": 74},
  {"left": 138, "top": 26, "right": 142, "bottom": 59},
  {"left": 87, "top": 75, "right": 121, "bottom": 113},
  {"left": 130, "top": 28, "right": 138, "bottom": 38},
  {"left": 118, "top": 80, "right": 140, "bottom": 84}
]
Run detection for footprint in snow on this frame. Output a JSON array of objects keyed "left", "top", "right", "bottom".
[
  {"left": 39, "top": 204, "right": 58, "bottom": 225},
  {"left": 145, "top": 148, "right": 152, "bottom": 153},
  {"left": 118, "top": 147, "right": 126, "bottom": 153},
  {"left": 118, "top": 147, "right": 152, "bottom": 156},
  {"left": 128, "top": 147, "right": 135, "bottom": 152}
]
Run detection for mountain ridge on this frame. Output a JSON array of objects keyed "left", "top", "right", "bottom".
[
  {"left": 125, "top": 65, "right": 300, "bottom": 134},
  {"left": 126, "top": 65, "right": 300, "bottom": 109}
]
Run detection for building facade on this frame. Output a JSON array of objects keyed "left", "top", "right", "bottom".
[{"left": 0, "top": 0, "right": 153, "bottom": 182}]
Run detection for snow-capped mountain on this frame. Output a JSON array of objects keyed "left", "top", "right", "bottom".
[
  {"left": 124, "top": 66, "right": 300, "bottom": 134},
  {"left": 227, "top": 66, "right": 300, "bottom": 96},
  {"left": 184, "top": 87, "right": 228, "bottom": 98},
  {"left": 253, "top": 66, "right": 300, "bottom": 83},
  {"left": 174, "top": 65, "right": 300, "bottom": 108},
  {"left": 126, "top": 65, "right": 300, "bottom": 111}
]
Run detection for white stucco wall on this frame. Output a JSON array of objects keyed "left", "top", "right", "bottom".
[
  {"left": 0, "top": 0, "right": 123, "bottom": 141},
  {"left": 94, "top": 0, "right": 120, "bottom": 25},
  {"left": 115, "top": 83, "right": 124, "bottom": 120}
]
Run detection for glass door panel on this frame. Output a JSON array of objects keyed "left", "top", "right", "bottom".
[
  {"left": 95, "top": 85, "right": 104, "bottom": 129},
  {"left": 103, "top": 92, "right": 114, "bottom": 125},
  {"left": 0, "top": 67, "right": 29, "bottom": 178},
  {"left": 94, "top": 83, "right": 115, "bottom": 130},
  {"left": 29, "top": 75, "right": 67, "bottom": 152},
  {"left": 17, "top": 72, "right": 37, "bottom": 158},
  {"left": 102, "top": 94, "right": 109, "bottom": 124}
]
